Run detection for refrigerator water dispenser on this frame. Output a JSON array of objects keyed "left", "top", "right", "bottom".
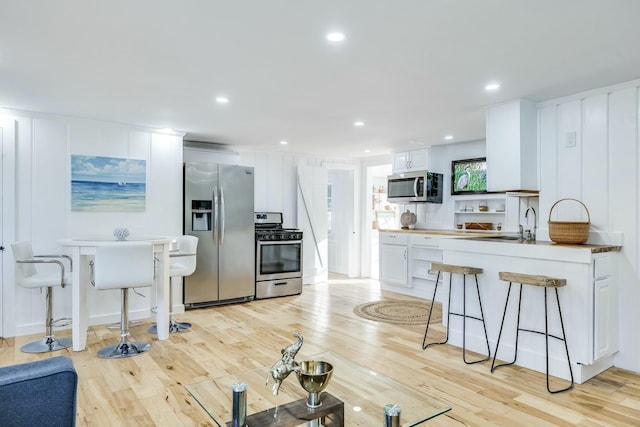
[{"left": 191, "top": 200, "right": 212, "bottom": 231}]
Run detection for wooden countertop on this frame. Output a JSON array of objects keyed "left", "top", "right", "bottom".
[
  {"left": 379, "top": 228, "right": 621, "bottom": 254},
  {"left": 458, "top": 237, "right": 622, "bottom": 253},
  {"left": 378, "top": 228, "right": 505, "bottom": 237}
]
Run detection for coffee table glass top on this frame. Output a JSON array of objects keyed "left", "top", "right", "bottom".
[{"left": 186, "top": 351, "right": 451, "bottom": 426}]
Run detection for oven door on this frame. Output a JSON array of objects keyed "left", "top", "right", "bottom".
[{"left": 256, "top": 240, "right": 303, "bottom": 281}]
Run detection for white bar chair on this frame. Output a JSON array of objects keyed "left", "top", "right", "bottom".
[
  {"left": 91, "top": 243, "right": 154, "bottom": 359},
  {"left": 11, "top": 241, "right": 73, "bottom": 353},
  {"left": 149, "top": 235, "right": 198, "bottom": 334}
]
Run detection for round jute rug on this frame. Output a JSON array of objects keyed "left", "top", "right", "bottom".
[{"left": 353, "top": 300, "right": 441, "bottom": 325}]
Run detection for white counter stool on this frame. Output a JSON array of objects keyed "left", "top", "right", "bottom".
[
  {"left": 91, "top": 243, "right": 155, "bottom": 359},
  {"left": 491, "top": 271, "right": 574, "bottom": 393},
  {"left": 149, "top": 235, "right": 198, "bottom": 334},
  {"left": 11, "top": 241, "right": 73, "bottom": 353},
  {"left": 422, "top": 262, "right": 491, "bottom": 364}
]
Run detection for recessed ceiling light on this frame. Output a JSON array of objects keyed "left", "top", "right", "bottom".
[
  {"left": 444, "top": 135, "right": 453, "bottom": 140},
  {"left": 326, "top": 32, "right": 345, "bottom": 42},
  {"left": 485, "top": 82, "right": 500, "bottom": 91},
  {"left": 280, "top": 140, "right": 288, "bottom": 145},
  {"left": 364, "top": 149, "right": 371, "bottom": 153},
  {"left": 354, "top": 121, "right": 365, "bottom": 127},
  {"left": 215, "top": 96, "right": 229, "bottom": 104}
]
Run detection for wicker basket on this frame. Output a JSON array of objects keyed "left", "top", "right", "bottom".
[{"left": 548, "top": 198, "right": 591, "bottom": 244}]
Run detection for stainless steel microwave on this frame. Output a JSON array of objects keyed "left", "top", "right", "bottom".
[{"left": 387, "top": 171, "right": 443, "bottom": 203}]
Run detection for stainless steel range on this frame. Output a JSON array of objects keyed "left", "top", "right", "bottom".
[{"left": 255, "top": 212, "right": 303, "bottom": 299}]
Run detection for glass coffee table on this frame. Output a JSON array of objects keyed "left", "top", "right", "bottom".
[{"left": 186, "top": 351, "right": 451, "bottom": 426}]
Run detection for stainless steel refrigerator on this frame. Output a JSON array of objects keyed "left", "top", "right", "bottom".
[{"left": 183, "top": 162, "right": 255, "bottom": 307}]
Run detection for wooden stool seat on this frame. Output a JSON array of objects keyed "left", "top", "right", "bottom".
[
  {"left": 430, "top": 262, "right": 483, "bottom": 276},
  {"left": 498, "top": 272, "right": 566, "bottom": 288},
  {"left": 492, "top": 270, "right": 574, "bottom": 393},
  {"left": 422, "top": 262, "right": 490, "bottom": 365}
]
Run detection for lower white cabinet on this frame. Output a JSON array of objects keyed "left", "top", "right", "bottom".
[
  {"left": 379, "top": 232, "right": 408, "bottom": 286},
  {"left": 379, "top": 232, "right": 446, "bottom": 297},
  {"left": 593, "top": 254, "right": 618, "bottom": 361}
]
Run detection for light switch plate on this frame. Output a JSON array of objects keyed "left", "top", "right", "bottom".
[{"left": 566, "top": 131, "right": 577, "bottom": 147}]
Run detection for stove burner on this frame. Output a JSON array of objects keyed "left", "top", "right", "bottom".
[
  {"left": 254, "top": 212, "right": 302, "bottom": 241},
  {"left": 255, "top": 229, "right": 303, "bottom": 241}
]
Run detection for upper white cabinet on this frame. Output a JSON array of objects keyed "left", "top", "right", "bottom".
[
  {"left": 393, "top": 148, "right": 429, "bottom": 174},
  {"left": 486, "top": 99, "right": 538, "bottom": 192}
]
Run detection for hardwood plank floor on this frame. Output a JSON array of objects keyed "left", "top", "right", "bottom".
[{"left": 2, "top": 276, "right": 639, "bottom": 426}]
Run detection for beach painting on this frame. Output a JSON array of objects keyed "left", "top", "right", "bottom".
[{"left": 71, "top": 155, "right": 146, "bottom": 212}]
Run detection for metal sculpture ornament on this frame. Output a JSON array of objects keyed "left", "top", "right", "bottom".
[{"left": 266, "top": 332, "right": 303, "bottom": 395}]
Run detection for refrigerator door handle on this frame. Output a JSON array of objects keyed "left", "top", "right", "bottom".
[
  {"left": 220, "top": 186, "right": 225, "bottom": 245},
  {"left": 213, "top": 188, "right": 219, "bottom": 244}
]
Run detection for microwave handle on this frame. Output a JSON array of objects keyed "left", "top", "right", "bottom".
[{"left": 413, "top": 177, "right": 419, "bottom": 197}]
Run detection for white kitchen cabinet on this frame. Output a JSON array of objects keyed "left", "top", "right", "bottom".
[
  {"left": 486, "top": 99, "right": 538, "bottom": 192},
  {"left": 379, "top": 232, "right": 408, "bottom": 286},
  {"left": 380, "top": 232, "right": 461, "bottom": 300},
  {"left": 392, "top": 148, "right": 429, "bottom": 174},
  {"left": 593, "top": 255, "right": 618, "bottom": 361}
]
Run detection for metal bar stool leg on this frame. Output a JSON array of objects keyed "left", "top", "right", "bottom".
[
  {"left": 491, "top": 283, "right": 523, "bottom": 372},
  {"left": 422, "top": 271, "right": 444, "bottom": 350},
  {"left": 20, "top": 287, "right": 72, "bottom": 353},
  {"left": 98, "top": 289, "right": 151, "bottom": 359},
  {"left": 462, "top": 274, "right": 491, "bottom": 364},
  {"left": 422, "top": 271, "right": 451, "bottom": 349},
  {"left": 546, "top": 288, "right": 574, "bottom": 393},
  {"left": 149, "top": 277, "right": 192, "bottom": 334}
]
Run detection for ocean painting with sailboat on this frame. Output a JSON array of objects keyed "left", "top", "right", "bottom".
[{"left": 71, "top": 155, "right": 146, "bottom": 212}]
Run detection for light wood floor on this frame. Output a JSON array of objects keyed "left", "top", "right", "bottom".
[{"left": 2, "top": 276, "right": 639, "bottom": 426}]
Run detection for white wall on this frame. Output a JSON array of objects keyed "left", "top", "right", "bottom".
[
  {"left": 537, "top": 79, "right": 640, "bottom": 374},
  {"left": 417, "top": 140, "right": 486, "bottom": 229},
  {"left": 240, "top": 151, "right": 359, "bottom": 282},
  {"left": 2, "top": 110, "right": 183, "bottom": 337}
]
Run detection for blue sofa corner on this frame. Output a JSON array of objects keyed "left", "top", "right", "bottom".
[{"left": 0, "top": 356, "right": 78, "bottom": 427}]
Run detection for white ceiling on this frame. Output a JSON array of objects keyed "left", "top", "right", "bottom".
[{"left": 1, "top": 1, "right": 639, "bottom": 158}]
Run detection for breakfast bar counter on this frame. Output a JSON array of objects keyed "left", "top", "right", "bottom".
[{"left": 438, "top": 237, "right": 621, "bottom": 384}]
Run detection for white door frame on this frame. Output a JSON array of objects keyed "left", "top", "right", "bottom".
[
  {"left": 1, "top": 117, "right": 17, "bottom": 338},
  {"left": 323, "top": 162, "right": 359, "bottom": 278}
]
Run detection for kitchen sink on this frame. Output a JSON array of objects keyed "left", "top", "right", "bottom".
[{"left": 480, "top": 235, "right": 522, "bottom": 241}]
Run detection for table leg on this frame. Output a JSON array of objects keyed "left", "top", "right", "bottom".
[
  {"left": 71, "top": 248, "right": 88, "bottom": 351},
  {"left": 155, "top": 242, "right": 170, "bottom": 340}
]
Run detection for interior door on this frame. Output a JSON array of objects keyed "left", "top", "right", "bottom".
[
  {"left": 0, "top": 117, "right": 17, "bottom": 337},
  {"left": 327, "top": 168, "right": 356, "bottom": 277},
  {"left": 297, "top": 165, "right": 328, "bottom": 284}
]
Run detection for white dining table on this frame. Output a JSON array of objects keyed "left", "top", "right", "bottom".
[{"left": 58, "top": 236, "right": 173, "bottom": 351}]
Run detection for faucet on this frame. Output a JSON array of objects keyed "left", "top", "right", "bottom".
[{"left": 524, "top": 207, "right": 537, "bottom": 241}]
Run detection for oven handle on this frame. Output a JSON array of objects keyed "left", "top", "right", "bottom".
[{"left": 257, "top": 240, "right": 303, "bottom": 246}]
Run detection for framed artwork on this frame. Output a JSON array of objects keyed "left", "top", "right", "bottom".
[
  {"left": 451, "top": 157, "right": 487, "bottom": 195},
  {"left": 71, "top": 155, "right": 146, "bottom": 212}
]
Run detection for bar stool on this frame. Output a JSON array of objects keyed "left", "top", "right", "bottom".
[
  {"left": 11, "top": 241, "right": 73, "bottom": 353},
  {"left": 91, "top": 244, "right": 155, "bottom": 359},
  {"left": 422, "top": 262, "right": 491, "bottom": 364},
  {"left": 491, "top": 271, "right": 574, "bottom": 393}
]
